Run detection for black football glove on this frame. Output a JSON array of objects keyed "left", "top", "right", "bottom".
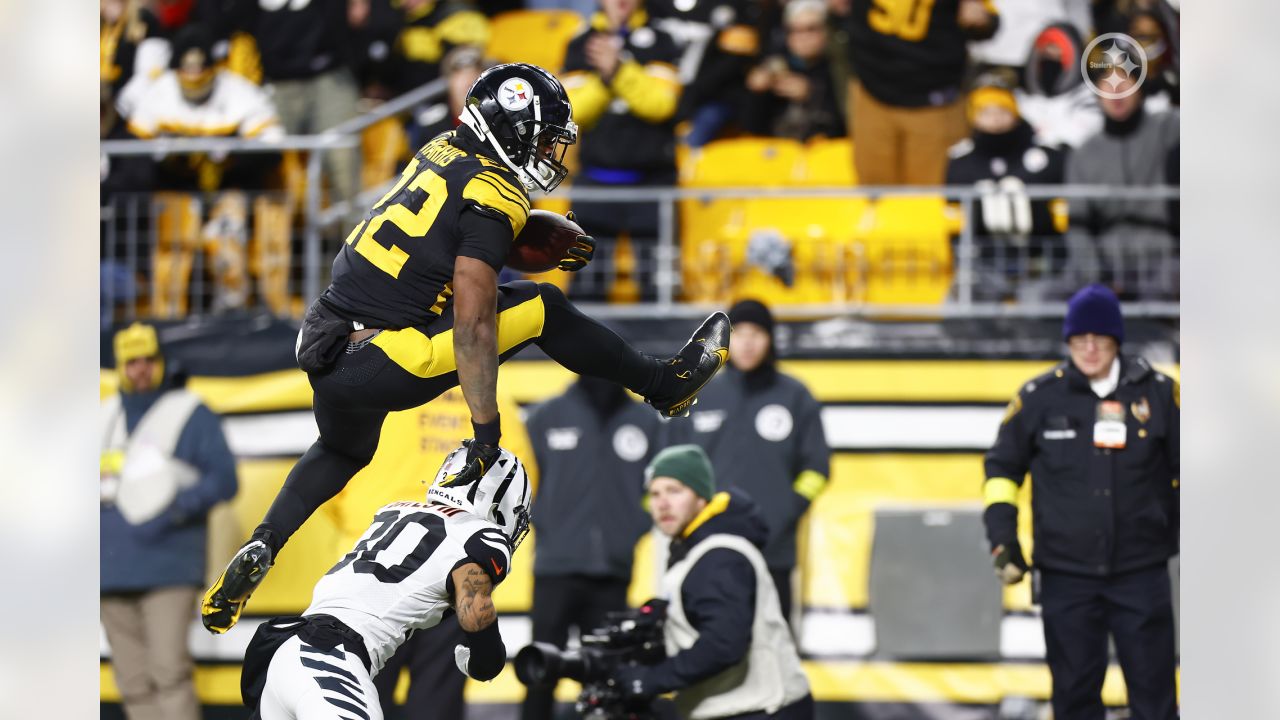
[
  {"left": 558, "top": 211, "right": 595, "bottom": 272},
  {"left": 440, "top": 439, "right": 502, "bottom": 487}
]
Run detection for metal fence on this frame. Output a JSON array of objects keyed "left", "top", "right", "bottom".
[{"left": 101, "top": 81, "right": 1179, "bottom": 322}]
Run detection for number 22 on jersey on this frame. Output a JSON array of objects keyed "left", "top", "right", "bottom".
[{"left": 344, "top": 159, "right": 449, "bottom": 279}]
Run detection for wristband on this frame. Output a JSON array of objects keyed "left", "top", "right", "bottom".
[
  {"left": 472, "top": 415, "right": 501, "bottom": 446},
  {"left": 462, "top": 621, "right": 506, "bottom": 681}
]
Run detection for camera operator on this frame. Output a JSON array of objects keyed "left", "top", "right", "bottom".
[{"left": 611, "top": 445, "right": 813, "bottom": 719}]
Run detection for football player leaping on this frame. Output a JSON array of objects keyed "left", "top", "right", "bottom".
[
  {"left": 204, "top": 62, "right": 730, "bottom": 634},
  {"left": 242, "top": 447, "right": 531, "bottom": 719}
]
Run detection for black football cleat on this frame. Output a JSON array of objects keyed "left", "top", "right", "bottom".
[
  {"left": 646, "top": 312, "right": 731, "bottom": 418},
  {"left": 202, "top": 539, "right": 274, "bottom": 634}
]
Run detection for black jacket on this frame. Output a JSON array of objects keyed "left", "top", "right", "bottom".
[
  {"left": 742, "top": 53, "right": 845, "bottom": 141},
  {"left": 674, "top": 366, "right": 830, "bottom": 570},
  {"left": 562, "top": 12, "right": 682, "bottom": 174},
  {"left": 527, "top": 380, "right": 666, "bottom": 579},
  {"left": 984, "top": 355, "right": 1180, "bottom": 576},
  {"left": 642, "top": 489, "right": 770, "bottom": 694},
  {"left": 844, "top": 0, "right": 998, "bottom": 108},
  {"left": 945, "top": 120, "right": 1066, "bottom": 241}
]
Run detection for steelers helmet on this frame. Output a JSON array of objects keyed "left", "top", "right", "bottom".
[
  {"left": 427, "top": 445, "right": 532, "bottom": 550},
  {"left": 459, "top": 62, "right": 577, "bottom": 193}
]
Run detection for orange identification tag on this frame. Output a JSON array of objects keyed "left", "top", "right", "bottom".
[{"left": 1094, "top": 401, "right": 1127, "bottom": 449}]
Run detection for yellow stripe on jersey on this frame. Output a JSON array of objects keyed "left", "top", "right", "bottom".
[
  {"left": 611, "top": 61, "right": 680, "bottom": 124},
  {"left": 372, "top": 293, "right": 546, "bottom": 378},
  {"left": 430, "top": 282, "right": 454, "bottom": 316},
  {"left": 436, "top": 10, "right": 490, "bottom": 48},
  {"left": 400, "top": 26, "right": 443, "bottom": 63},
  {"left": 562, "top": 70, "right": 612, "bottom": 130},
  {"left": 465, "top": 172, "right": 530, "bottom": 235}
]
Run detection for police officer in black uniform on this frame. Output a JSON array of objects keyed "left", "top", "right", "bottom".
[
  {"left": 983, "top": 284, "right": 1179, "bottom": 719},
  {"left": 202, "top": 63, "right": 732, "bottom": 634}
]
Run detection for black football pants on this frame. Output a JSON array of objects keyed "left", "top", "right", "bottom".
[{"left": 259, "top": 280, "right": 663, "bottom": 551}]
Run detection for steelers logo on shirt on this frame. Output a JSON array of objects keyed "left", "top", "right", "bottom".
[
  {"left": 755, "top": 404, "right": 793, "bottom": 442},
  {"left": 613, "top": 424, "right": 649, "bottom": 462},
  {"left": 498, "top": 77, "right": 534, "bottom": 112}
]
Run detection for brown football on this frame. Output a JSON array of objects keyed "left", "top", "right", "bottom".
[{"left": 507, "top": 209, "right": 584, "bottom": 273}]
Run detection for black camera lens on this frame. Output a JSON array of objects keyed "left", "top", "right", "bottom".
[{"left": 515, "top": 643, "right": 595, "bottom": 686}]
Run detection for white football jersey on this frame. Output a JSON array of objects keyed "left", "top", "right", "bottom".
[
  {"left": 124, "top": 69, "right": 283, "bottom": 140},
  {"left": 304, "top": 500, "right": 513, "bottom": 675}
]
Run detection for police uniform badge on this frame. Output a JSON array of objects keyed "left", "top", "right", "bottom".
[
  {"left": 1094, "top": 401, "right": 1127, "bottom": 449},
  {"left": 1131, "top": 397, "right": 1151, "bottom": 424}
]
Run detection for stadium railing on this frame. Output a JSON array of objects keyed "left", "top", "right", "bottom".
[{"left": 101, "top": 79, "right": 1180, "bottom": 322}]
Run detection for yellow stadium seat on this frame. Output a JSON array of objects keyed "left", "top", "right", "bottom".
[
  {"left": 681, "top": 137, "right": 805, "bottom": 187},
  {"left": 251, "top": 195, "right": 295, "bottom": 315},
  {"left": 486, "top": 10, "right": 584, "bottom": 71},
  {"left": 801, "top": 137, "right": 857, "bottom": 186},
  {"left": 361, "top": 116, "right": 410, "bottom": 190},
  {"left": 853, "top": 196, "right": 953, "bottom": 305},
  {"left": 202, "top": 192, "right": 251, "bottom": 312},
  {"left": 152, "top": 192, "right": 201, "bottom": 317},
  {"left": 678, "top": 139, "right": 805, "bottom": 302}
]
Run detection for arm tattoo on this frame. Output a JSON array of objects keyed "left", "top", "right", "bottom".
[
  {"left": 454, "top": 563, "right": 497, "bottom": 632},
  {"left": 452, "top": 257, "right": 500, "bottom": 423}
]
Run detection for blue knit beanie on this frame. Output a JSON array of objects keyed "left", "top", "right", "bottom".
[{"left": 1062, "top": 284, "right": 1124, "bottom": 343}]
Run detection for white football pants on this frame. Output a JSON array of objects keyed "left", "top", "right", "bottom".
[{"left": 258, "top": 635, "right": 383, "bottom": 720}]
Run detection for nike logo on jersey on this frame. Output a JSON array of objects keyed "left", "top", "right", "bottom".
[{"left": 490, "top": 557, "right": 504, "bottom": 576}]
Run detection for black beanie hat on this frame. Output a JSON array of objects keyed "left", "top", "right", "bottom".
[
  {"left": 1063, "top": 283, "right": 1125, "bottom": 344},
  {"left": 728, "top": 299, "right": 774, "bottom": 336}
]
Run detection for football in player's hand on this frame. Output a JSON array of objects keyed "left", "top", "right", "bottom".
[{"left": 507, "top": 210, "right": 585, "bottom": 273}]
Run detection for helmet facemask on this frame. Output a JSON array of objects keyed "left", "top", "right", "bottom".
[{"left": 460, "top": 64, "right": 578, "bottom": 193}]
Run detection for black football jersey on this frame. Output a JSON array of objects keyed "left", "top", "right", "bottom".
[
  {"left": 321, "top": 131, "right": 530, "bottom": 329},
  {"left": 847, "top": 0, "right": 982, "bottom": 107}
]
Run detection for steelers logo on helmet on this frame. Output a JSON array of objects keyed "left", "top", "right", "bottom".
[
  {"left": 461, "top": 63, "right": 577, "bottom": 193},
  {"left": 498, "top": 77, "right": 535, "bottom": 112}
]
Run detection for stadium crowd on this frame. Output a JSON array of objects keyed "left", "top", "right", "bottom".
[{"left": 100, "top": 0, "right": 1181, "bottom": 317}]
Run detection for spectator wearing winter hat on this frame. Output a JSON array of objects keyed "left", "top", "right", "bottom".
[
  {"left": 672, "top": 299, "right": 830, "bottom": 627},
  {"left": 1016, "top": 22, "right": 1103, "bottom": 149},
  {"left": 983, "top": 283, "right": 1180, "bottom": 720},
  {"left": 946, "top": 71, "right": 1067, "bottom": 302}
]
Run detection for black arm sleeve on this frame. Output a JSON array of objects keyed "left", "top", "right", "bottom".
[
  {"left": 643, "top": 549, "right": 757, "bottom": 693},
  {"left": 463, "top": 527, "right": 513, "bottom": 586},
  {"left": 462, "top": 621, "right": 506, "bottom": 681},
  {"left": 457, "top": 207, "right": 513, "bottom": 274}
]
